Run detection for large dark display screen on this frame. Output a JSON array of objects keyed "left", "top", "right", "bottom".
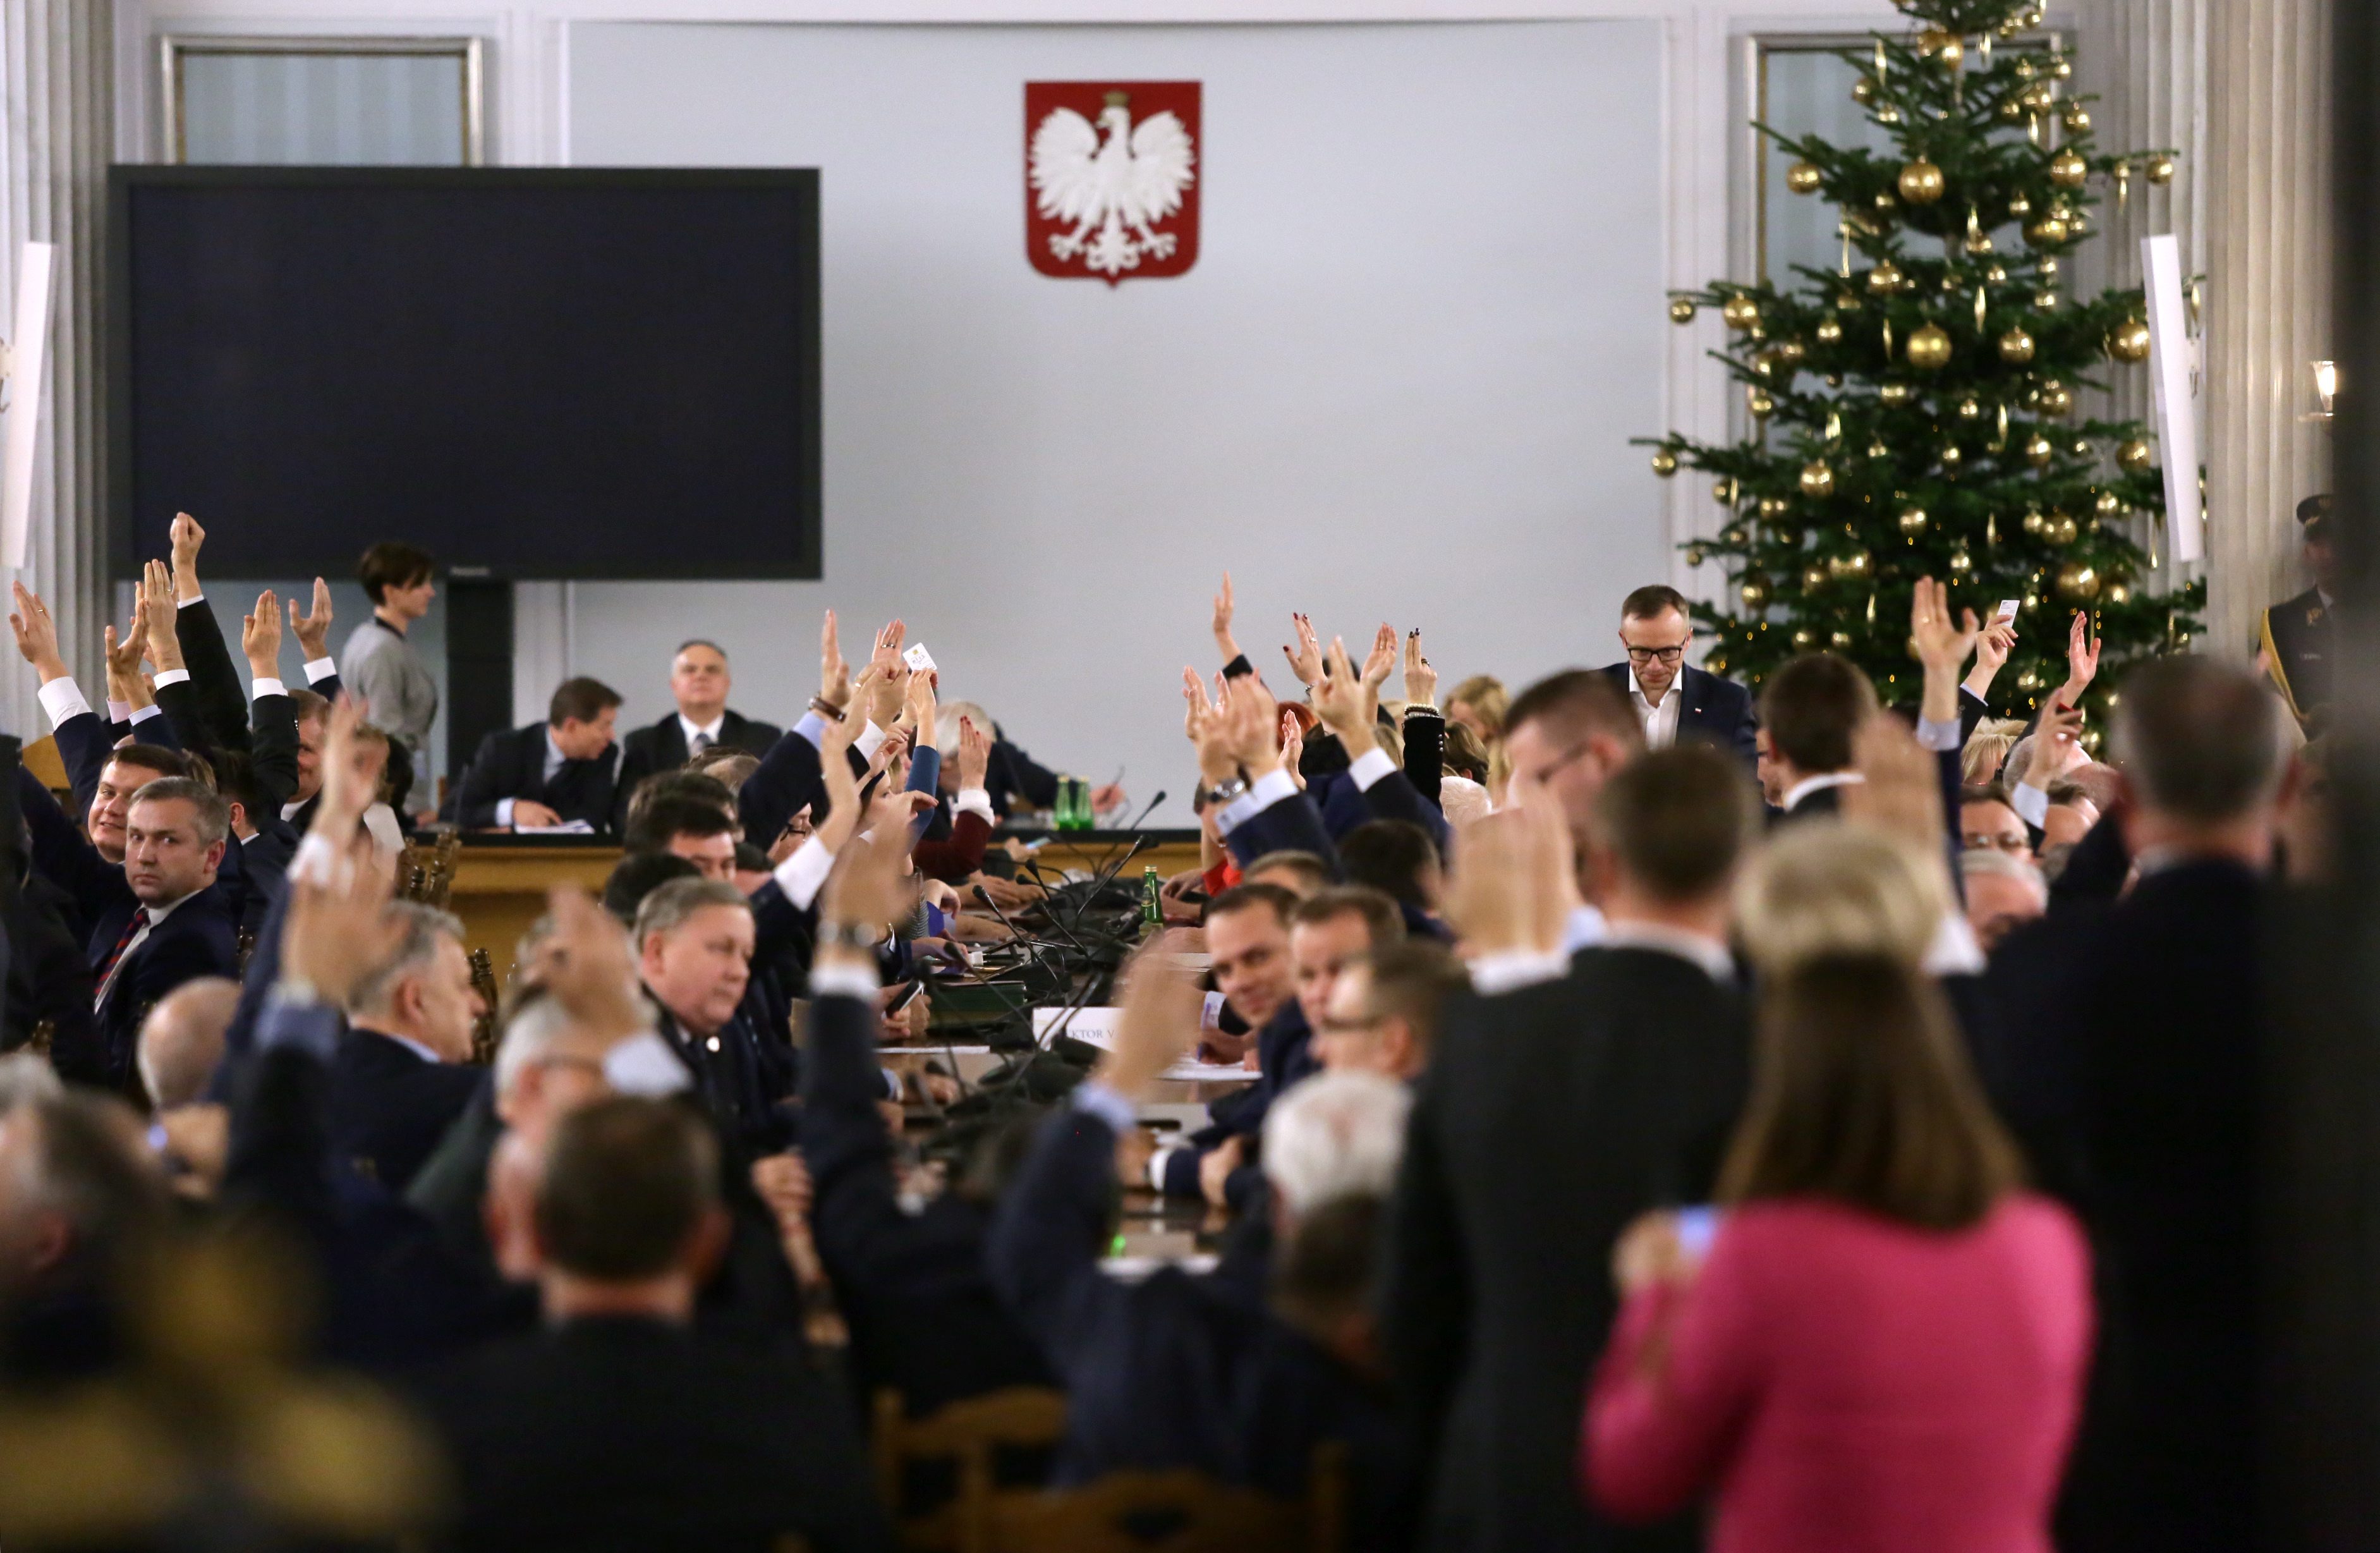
[{"left": 110, "top": 166, "right": 820, "bottom": 579}]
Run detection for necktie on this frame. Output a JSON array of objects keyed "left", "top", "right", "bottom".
[
  {"left": 691, "top": 731, "right": 713, "bottom": 758},
  {"left": 94, "top": 908, "right": 150, "bottom": 1008}
]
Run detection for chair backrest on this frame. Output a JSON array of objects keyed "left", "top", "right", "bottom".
[
  {"left": 873, "top": 1387, "right": 1069, "bottom": 1553},
  {"left": 987, "top": 1442, "right": 1346, "bottom": 1553}
]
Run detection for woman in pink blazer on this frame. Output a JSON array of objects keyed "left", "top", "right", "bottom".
[{"left": 1581, "top": 954, "right": 2093, "bottom": 1553}]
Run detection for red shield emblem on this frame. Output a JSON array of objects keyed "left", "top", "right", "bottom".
[{"left": 1025, "top": 82, "right": 1200, "bottom": 284}]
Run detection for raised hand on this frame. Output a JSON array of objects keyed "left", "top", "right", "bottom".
[
  {"left": 311, "top": 697, "right": 382, "bottom": 839},
  {"left": 818, "top": 609, "right": 852, "bottom": 710},
  {"left": 1359, "top": 622, "right": 1397, "bottom": 705},
  {"left": 2060, "top": 610, "right": 2102, "bottom": 700},
  {"left": 1909, "top": 576, "right": 1980, "bottom": 675},
  {"left": 242, "top": 588, "right": 282, "bottom": 678},
  {"left": 1403, "top": 628, "right": 1437, "bottom": 709},
  {"left": 904, "top": 664, "right": 938, "bottom": 750},
  {"left": 1182, "top": 666, "right": 1215, "bottom": 746},
  {"left": 823, "top": 825, "right": 920, "bottom": 945},
  {"left": 288, "top": 577, "right": 334, "bottom": 661},
  {"left": 2027, "top": 699, "right": 2086, "bottom": 788},
  {"left": 104, "top": 598, "right": 150, "bottom": 703},
  {"left": 1309, "top": 636, "right": 1369, "bottom": 745},
  {"left": 1443, "top": 788, "right": 1573, "bottom": 957},
  {"left": 1279, "top": 712, "right": 1307, "bottom": 791},
  {"left": 1843, "top": 714, "right": 1945, "bottom": 858},
  {"left": 1219, "top": 673, "right": 1284, "bottom": 777},
  {"left": 9, "top": 580, "right": 68, "bottom": 681},
  {"left": 528, "top": 885, "right": 647, "bottom": 1042},
  {"left": 141, "top": 560, "right": 186, "bottom": 673},
  {"left": 1096, "top": 943, "right": 1203, "bottom": 1101},
  {"left": 1212, "top": 573, "right": 1240, "bottom": 663},
  {"left": 1282, "top": 612, "right": 1323, "bottom": 687},
  {"left": 957, "top": 714, "right": 992, "bottom": 791},
  {"left": 1194, "top": 672, "right": 1239, "bottom": 787},
  {"left": 281, "top": 843, "right": 403, "bottom": 1007},
  {"left": 169, "top": 512, "right": 206, "bottom": 603}
]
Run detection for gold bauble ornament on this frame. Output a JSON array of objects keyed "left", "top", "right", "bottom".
[
  {"left": 1866, "top": 439, "right": 1890, "bottom": 461},
  {"left": 2016, "top": 667, "right": 2042, "bottom": 692},
  {"left": 1685, "top": 545, "right": 1706, "bottom": 567},
  {"left": 1713, "top": 477, "right": 1737, "bottom": 506},
  {"left": 1758, "top": 496, "right": 1788, "bottom": 519},
  {"left": 1999, "top": 97, "right": 2028, "bottom": 124},
  {"left": 2023, "top": 83, "right": 2056, "bottom": 113},
  {"left": 1830, "top": 630, "right": 1855, "bottom": 650},
  {"left": 2147, "top": 155, "right": 2176, "bottom": 186},
  {"left": 1984, "top": 263, "right": 2009, "bottom": 285},
  {"left": 1651, "top": 448, "right": 1679, "bottom": 477},
  {"left": 1793, "top": 628, "right": 1818, "bottom": 649},
  {"left": 1669, "top": 296, "right": 1698, "bottom": 324},
  {"left": 2056, "top": 562, "right": 2100, "bottom": 600},
  {"left": 2036, "top": 289, "right": 2061, "bottom": 310},
  {"left": 1802, "top": 566, "right": 1829, "bottom": 594},
  {"left": 1852, "top": 75, "right": 1878, "bottom": 105},
  {"left": 2013, "top": 56, "right": 2037, "bottom": 80},
  {"left": 1898, "top": 159, "right": 1947, "bottom": 204},
  {"left": 2071, "top": 437, "right": 2092, "bottom": 456},
  {"left": 1868, "top": 260, "right": 1905, "bottom": 295},
  {"left": 2107, "top": 317, "right": 2152, "bottom": 363},
  {"left": 2094, "top": 489, "right": 2123, "bottom": 518},
  {"left": 1774, "top": 338, "right": 1807, "bottom": 365},
  {"left": 1898, "top": 506, "right": 1929, "bottom": 535},
  {"left": 2049, "top": 148, "right": 2089, "bottom": 188},
  {"left": 2117, "top": 437, "right": 2154, "bottom": 473},
  {"left": 2007, "top": 194, "right": 2032, "bottom": 218},
  {"left": 2046, "top": 512, "right": 2080, "bottom": 545},
  {"left": 1723, "top": 524, "right": 1747, "bottom": 544},
  {"left": 1740, "top": 578, "right": 1769, "bottom": 608},
  {"left": 2024, "top": 434, "right": 2055, "bottom": 467},
  {"left": 2022, "top": 508, "right": 2048, "bottom": 536},
  {"left": 1786, "top": 161, "right": 1824, "bottom": 195},
  {"left": 2025, "top": 215, "right": 2070, "bottom": 248},
  {"left": 1880, "top": 382, "right": 1916, "bottom": 407},
  {"left": 2106, "top": 580, "right": 2132, "bottom": 604},
  {"left": 1816, "top": 317, "right": 1844, "bottom": 346},
  {"left": 1907, "top": 323, "right": 1953, "bottom": 370},
  {"left": 1800, "top": 460, "right": 1836, "bottom": 498},
  {"left": 1748, "top": 388, "right": 1776, "bottom": 418},
  {"left": 2037, "top": 255, "right": 2061, "bottom": 277},
  {"left": 1999, "top": 326, "right": 2037, "bottom": 364},
  {"left": 1875, "top": 191, "right": 1898, "bottom": 212},
  {"left": 2063, "top": 104, "right": 2092, "bottom": 135},
  {"left": 2041, "top": 382, "right": 2075, "bottom": 417},
  {"left": 1721, "top": 294, "right": 1761, "bottom": 331},
  {"left": 1949, "top": 547, "right": 1974, "bottom": 576},
  {"left": 1917, "top": 27, "right": 1956, "bottom": 57},
  {"left": 1958, "top": 396, "right": 1983, "bottom": 420},
  {"left": 1967, "top": 226, "right": 1996, "bottom": 257},
  {"left": 1828, "top": 549, "right": 1871, "bottom": 580},
  {"left": 1941, "top": 442, "right": 1964, "bottom": 470}
]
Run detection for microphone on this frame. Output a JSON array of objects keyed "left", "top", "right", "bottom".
[
  {"left": 971, "top": 884, "right": 1057, "bottom": 968},
  {"left": 1118, "top": 789, "right": 1168, "bottom": 832}
]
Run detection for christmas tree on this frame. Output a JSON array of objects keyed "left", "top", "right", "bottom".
[{"left": 1646, "top": 0, "right": 2202, "bottom": 729}]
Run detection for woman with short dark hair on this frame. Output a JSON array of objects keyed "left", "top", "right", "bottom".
[
  {"left": 341, "top": 540, "right": 440, "bottom": 813},
  {"left": 1581, "top": 954, "right": 2092, "bottom": 1552}
]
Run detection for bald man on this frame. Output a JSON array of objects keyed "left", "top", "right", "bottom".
[{"left": 138, "top": 977, "right": 238, "bottom": 1112}]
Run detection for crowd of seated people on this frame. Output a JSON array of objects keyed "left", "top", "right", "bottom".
[{"left": 0, "top": 524, "right": 2324, "bottom": 1553}]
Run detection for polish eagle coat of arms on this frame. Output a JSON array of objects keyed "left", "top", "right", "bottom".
[{"left": 1024, "top": 82, "right": 1201, "bottom": 284}]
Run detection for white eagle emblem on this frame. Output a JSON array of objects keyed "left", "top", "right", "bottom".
[{"left": 1029, "top": 92, "right": 1196, "bottom": 277}]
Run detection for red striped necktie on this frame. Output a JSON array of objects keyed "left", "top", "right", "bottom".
[{"left": 94, "top": 907, "right": 150, "bottom": 1008}]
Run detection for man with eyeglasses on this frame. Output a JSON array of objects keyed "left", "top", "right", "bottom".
[
  {"left": 1960, "top": 785, "right": 2034, "bottom": 858},
  {"left": 1597, "top": 585, "right": 1758, "bottom": 769}
]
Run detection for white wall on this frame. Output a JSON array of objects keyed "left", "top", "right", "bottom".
[{"left": 553, "top": 19, "right": 1658, "bottom": 800}]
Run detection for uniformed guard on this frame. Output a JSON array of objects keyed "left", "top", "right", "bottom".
[{"left": 2259, "top": 494, "right": 2338, "bottom": 733}]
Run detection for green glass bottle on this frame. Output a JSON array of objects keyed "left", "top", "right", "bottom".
[{"left": 1141, "top": 865, "right": 1163, "bottom": 927}]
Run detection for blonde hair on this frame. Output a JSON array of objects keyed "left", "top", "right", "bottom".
[
  {"left": 1735, "top": 824, "right": 1950, "bottom": 975},
  {"left": 1960, "top": 732, "right": 2017, "bottom": 785},
  {"left": 1445, "top": 676, "right": 1510, "bottom": 738}
]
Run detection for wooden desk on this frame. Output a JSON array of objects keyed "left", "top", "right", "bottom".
[
  {"left": 446, "top": 843, "right": 621, "bottom": 977},
  {"left": 1016, "top": 827, "right": 1204, "bottom": 884}
]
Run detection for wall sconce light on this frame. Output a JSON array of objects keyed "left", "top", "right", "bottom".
[{"left": 2312, "top": 359, "right": 2338, "bottom": 421}]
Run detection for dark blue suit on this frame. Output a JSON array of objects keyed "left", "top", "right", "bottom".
[
  {"left": 328, "top": 1027, "right": 486, "bottom": 1193},
  {"left": 1597, "top": 661, "right": 1759, "bottom": 770},
  {"left": 1159, "top": 1001, "right": 1315, "bottom": 1211},
  {"left": 801, "top": 990, "right": 1052, "bottom": 1415},
  {"left": 989, "top": 1102, "right": 1415, "bottom": 1547}
]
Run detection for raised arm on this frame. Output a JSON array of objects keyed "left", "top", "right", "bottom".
[{"left": 167, "top": 514, "right": 255, "bottom": 753}]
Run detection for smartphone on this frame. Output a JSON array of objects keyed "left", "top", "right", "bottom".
[
  {"left": 886, "top": 978, "right": 926, "bottom": 1014},
  {"left": 1994, "top": 599, "right": 2021, "bottom": 626},
  {"left": 902, "top": 643, "right": 938, "bottom": 674},
  {"left": 1673, "top": 1205, "right": 1722, "bottom": 1260}
]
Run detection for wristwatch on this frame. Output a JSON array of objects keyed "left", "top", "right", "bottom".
[
  {"left": 815, "top": 919, "right": 879, "bottom": 952},
  {"left": 1203, "top": 776, "right": 1248, "bottom": 808}
]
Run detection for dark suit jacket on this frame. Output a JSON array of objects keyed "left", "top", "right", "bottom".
[
  {"left": 422, "top": 1315, "right": 889, "bottom": 1553},
  {"left": 78, "top": 890, "right": 242, "bottom": 1097},
  {"left": 988, "top": 1104, "right": 1415, "bottom": 1548},
  {"left": 452, "top": 722, "right": 622, "bottom": 832},
  {"left": 801, "top": 990, "right": 1052, "bottom": 1416},
  {"left": 1598, "top": 662, "right": 1759, "bottom": 769},
  {"left": 1160, "top": 1001, "right": 1314, "bottom": 1209},
  {"left": 621, "top": 707, "right": 780, "bottom": 780},
  {"left": 327, "top": 1028, "right": 486, "bottom": 1193},
  {"left": 1980, "top": 858, "right": 2262, "bottom": 1552},
  {"left": 1382, "top": 947, "right": 1751, "bottom": 1553}
]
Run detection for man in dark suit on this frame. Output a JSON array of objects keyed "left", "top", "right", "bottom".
[
  {"left": 1755, "top": 650, "right": 1878, "bottom": 821},
  {"left": 422, "top": 1095, "right": 887, "bottom": 1552},
  {"left": 1598, "top": 583, "right": 1759, "bottom": 770},
  {"left": 451, "top": 677, "right": 625, "bottom": 832},
  {"left": 330, "top": 903, "right": 489, "bottom": 1193},
  {"left": 1981, "top": 656, "right": 2288, "bottom": 1552},
  {"left": 989, "top": 968, "right": 1418, "bottom": 1547},
  {"left": 1382, "top": 745, "right": 1756, "bottom": 1553},
  {"left": 1491, "top": 669, "right": 1647, "bottom": 954},
  {"left": 617, "top": 640, "right": 782, "bottom": 791},
  {"left": 2257, "top": 492, "right": 2336, "bottom": 733}
]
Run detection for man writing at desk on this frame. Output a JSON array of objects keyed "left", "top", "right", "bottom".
[{"left": 452, "top": 677, "right": 626, "bottom": 833}]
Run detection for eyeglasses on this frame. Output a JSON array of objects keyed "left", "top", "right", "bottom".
[
  {"left": 1962, "top": 833, "right": 2033, "bottom": 855},
  {"left": 1624, "top": 644, "right": 1689, "bottom": 666}
]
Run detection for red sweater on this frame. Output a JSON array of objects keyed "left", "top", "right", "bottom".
[{"left": 1584, "top": 1195, "right": 2091, "bottom": 1553}]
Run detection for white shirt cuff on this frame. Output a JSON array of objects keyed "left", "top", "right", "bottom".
[
  {"left": 855, "top": 721, "right": 889, "bottom": 762},
  {"left": 807, "top": 958, "right": 880, "bottom": 1000},
  {"left": 178, "top": 593, "right": 203, "bottom": 608},
  {"left": 1562, "top": 903, "right": 1608, "bottom": 954},
  {"left": 2009, "top": 780, "right": 2051, "bottom": 829},
  {"left": 152, "top": 668, "right": 192, "bottom": 690},
  {"left": 1468, "top": 947, "right": 1572, "bottom": 996},
  {"left": 36, "top": 678, "right": 90, "bottom": 729},
  {"left": 1213, "top": 766, "right": 1300, "bottom": 839},
  {"left": 131, "top": 705, "right": 163, "bottom": 726},
  {"left": 793, "top": 710, "right": 828, "bottom": 748},
  {"left": 252, "top": 677, "right": 287, "bottom": 700},
  {"left": 772, "top": 834, "right": 835, "bottom": 911},
  {"left": 952, "top": 788, "right": 994, "bottom": 822},
  {"left": 303, "top": 657, "right": 337, "bottom": 686},
  {"left": 1923, "top": 913, "right": 1988, "bottom": 976},
  {"left": 1071, "top": 1080, "right": 1138, "bottom": 1135},
  {"left": 107, "top": 698, "right": 132, "bottom": 724},
  {"left": 1149, "top": 1143, "right": 1182, "bottom": 1191},
  {"left": 289, "top": 831, "right": 339, "bottom": 885},
  {"left": 1347, "top": 746, "right": 1399, "bottom": 790},
  {"left": 1916, "top": 716, "right": 1963, "bottom": 753},
  {"left": 495, "top": 797, "right": 517, "bottom": 828}
]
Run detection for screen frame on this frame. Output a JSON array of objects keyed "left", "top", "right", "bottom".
[{"left": 106, "top": 162, "right": 823, "bottom": 583}]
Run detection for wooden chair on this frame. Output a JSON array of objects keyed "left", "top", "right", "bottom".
[
  {"left": 985, "top": 1442, "right": 1346, "bottom": 1553},
  {"left": 872, "top": 1386, "right": 1068, "bottom": 1552}
]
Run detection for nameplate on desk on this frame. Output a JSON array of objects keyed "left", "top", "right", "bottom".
[{"left": 1033, "top": 1006, "right": 1122, "bottom": 1048}]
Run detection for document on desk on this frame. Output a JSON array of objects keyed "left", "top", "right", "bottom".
[
  {"left": 1159, "top": 1059, "right": 1256, "bottom": 1083},
  {"left": 514, "top": 820, "right": 598, "bottom": 835},
  {"left": 1033, "top": 1006, "right": 1122, "bottom": 1048}
]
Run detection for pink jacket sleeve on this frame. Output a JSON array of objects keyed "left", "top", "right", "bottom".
[{"left": 1581, "top": 1229, "right": 1767, "bottom": 1523}]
